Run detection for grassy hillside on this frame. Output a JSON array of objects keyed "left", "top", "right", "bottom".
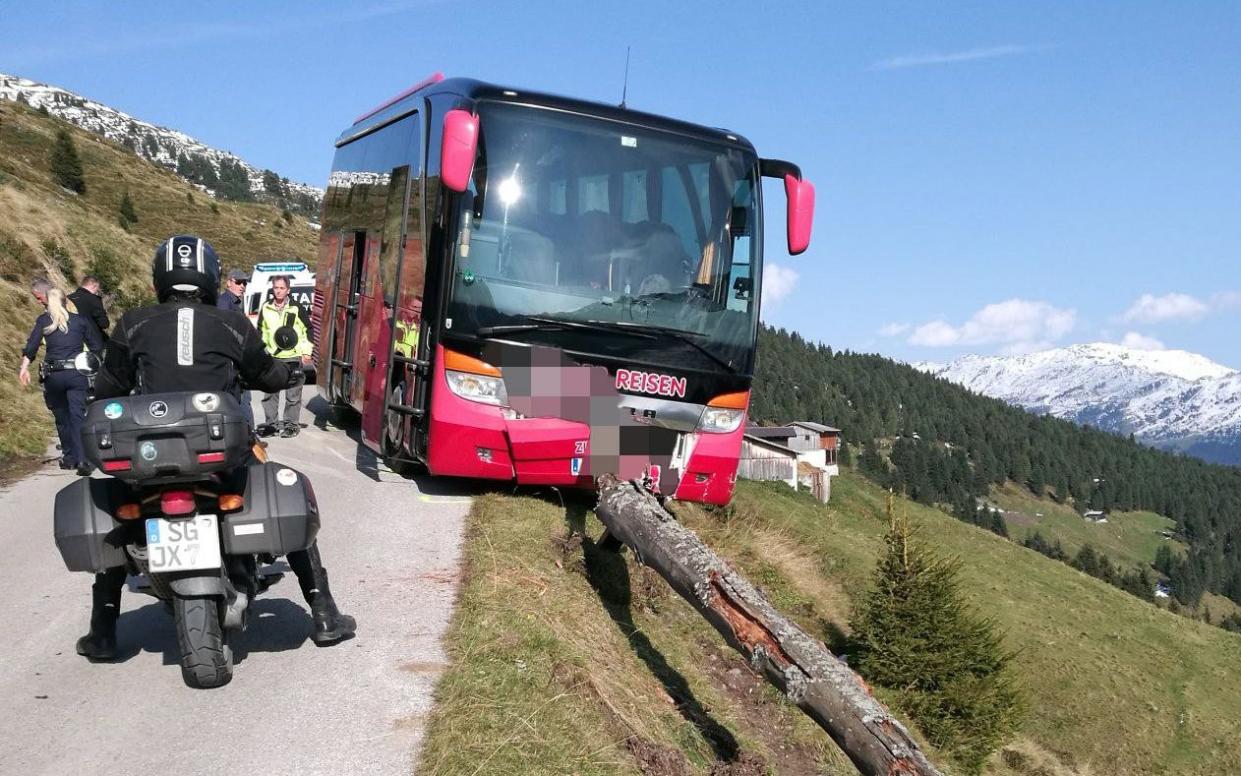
[
  {"left": 420, "top": 475, "right": 1241, "bottom": 775},
  {"left": 751, "top": 327, "right": 1241, "bottom": 612},
  {"left": 0, "top": 98, "right": 318, "bottom": 459},
  {"left": 989, "top": 483, "right": 1185, "bottom": 571}
]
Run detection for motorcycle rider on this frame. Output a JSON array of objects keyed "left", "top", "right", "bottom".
[{"left": 77, "top": 235, "right": 356, "bottom": 660}]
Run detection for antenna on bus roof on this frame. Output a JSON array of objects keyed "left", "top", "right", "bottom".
[{"left": 619, "top": 46, "right": 631, "bottom": 109}]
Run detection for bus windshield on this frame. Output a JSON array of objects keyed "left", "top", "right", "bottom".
[{"left": 446, "top": 102, "right": 763, "bottom": 374}]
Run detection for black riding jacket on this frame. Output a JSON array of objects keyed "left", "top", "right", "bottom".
[{"left": 94, "top": 301, "right": 290, "bottom": 400}]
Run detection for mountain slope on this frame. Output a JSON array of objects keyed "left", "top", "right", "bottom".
[
  {"left": 0, "top": 96, "right": 318, "bottom": 458},
  {"left": 419, "top": 477, "right": 1241, "bottom": 775},
  {"left": 0, "top": 72, "right": 322, "bottom": 218},
  {"left": 920, "top": 344, "right": 1241, "bottom": 465},
  {"left": 750, "top": 326, "right": 1241, "bottom": 610}
]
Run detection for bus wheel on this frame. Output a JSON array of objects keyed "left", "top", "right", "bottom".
[
  {"left": 383, "top": 380, "right": 418, "bottom": 476},
  {"left": 384, "top": 379, "right": 407, "bottom": 453}
]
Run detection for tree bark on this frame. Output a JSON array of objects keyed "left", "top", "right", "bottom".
[{"left": 594, "top": 475, "right": 943, "bottom": 776}]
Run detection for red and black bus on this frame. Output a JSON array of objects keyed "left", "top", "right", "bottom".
[{"left": 313, "top": 74, "right": 814, "bottom": 505}]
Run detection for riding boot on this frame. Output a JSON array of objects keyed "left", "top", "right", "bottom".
[
  {"left": 289, "top": 543, "right": 356, "bottom": 645},
  {"left": 75, "top": 568, "right": 124, "bottom": 661}
]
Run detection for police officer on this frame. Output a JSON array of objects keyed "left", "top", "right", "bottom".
[
  {"left": 217, "top": 268, "right": 249, "bottom": 312},
  {"left": 77, "top": 235, "right": 355, "bottom": 660},
  {"left": 257, "top": 274, "right": 312, "bottom": 438},
  {"left": 216, "top": 268, "right": 254, "bottom": 427},
  {"left": 19, "top": 279, "right": 104, "bottom": 475}
]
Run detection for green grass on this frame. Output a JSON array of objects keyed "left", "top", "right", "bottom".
[
  {"left": 421, "top": 474, "right": 1241, "bottom": 775},
  {"left": 418, "top": 491, "right": 851, "bottom": 775},
  {"left": 0, "top": 99, "right": 319, "bottom": 460},
  {"left": 988, "top": 483, "right": 1185, "bottom": 570}
]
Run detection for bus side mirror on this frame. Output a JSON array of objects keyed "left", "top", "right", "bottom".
[
  {"left": 441, "top": 109, "right": 479, "bottom": 193},
  {"left": 760, "top": 159, "right": 815, "bottom": 256},
  {"left": 784, "top": 174, "right": 815, "bottom": 256}
]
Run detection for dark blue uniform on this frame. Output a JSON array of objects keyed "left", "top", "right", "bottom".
[
  {"left": 216, "top": 290, "right": 243, "bottom": 313},
  {"left": 23, "top": 313, "right": 104, "bottom": 467}
]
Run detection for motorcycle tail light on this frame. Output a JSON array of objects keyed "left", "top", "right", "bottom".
[
  {"left": 218, "top": 494, "right": 244, "bottom": 512},
  {"left": 198, "top": 452, "right": 227, "bottom": 464},
  {"left": 115, "top": 503, "right": 141, "bottom": 520},
  {"left": 102, "top": 459, "right": 132, "bottom": 472},
  {"left": 160, "top": 490, "right": 196, "bottom": 516}
]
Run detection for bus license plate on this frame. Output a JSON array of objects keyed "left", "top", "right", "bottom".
[{"left": 145, "top": 515, "right": 221, "bottom": 572}]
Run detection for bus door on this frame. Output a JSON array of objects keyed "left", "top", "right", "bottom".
[
  {"left": 364, "top": 163, "right": 424, "bottom": 451},
  {"left": 327, "top": 231, "right": 365, "bottom": 403},
  {"left": 384, "top": 153, "right": 427, "bottom": 460},
  {"left": 350, "top": 232, "right": 382, "bottom": 414}
]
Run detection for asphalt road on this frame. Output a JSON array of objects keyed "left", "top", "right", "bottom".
[{"left": 0, "top": 390, "right": 472, "bottom": 776}]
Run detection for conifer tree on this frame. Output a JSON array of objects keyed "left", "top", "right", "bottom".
[
  {"left": 118, "top": 190, "right": 138, "bottom": 229},
  {"left": 50, "top": 129, "right": 86, "bottom": 194},
  {"left": 850, "top": 494, "right": 1023, "bottom": 774},
  {"left": 989, "top": 510, "right": 1009, "bottom": 537}
]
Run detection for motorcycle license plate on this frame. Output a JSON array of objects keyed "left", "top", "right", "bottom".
[{"left": 145, "top": 515, "right": 222, "bottom": 572}]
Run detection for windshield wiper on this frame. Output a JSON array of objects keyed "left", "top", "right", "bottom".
[
  {"left": 581, "top": 320, "right": 738, "bottom": 374},
  {"left": 476, "top": 316, "right": 656, "bottom": 339}
]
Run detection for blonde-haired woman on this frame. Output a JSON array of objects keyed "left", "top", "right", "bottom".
[{"left": 19, "top": 279, "right": 104, "bottom": 475}]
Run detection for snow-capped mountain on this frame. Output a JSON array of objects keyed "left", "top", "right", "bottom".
[
  {"left": 0, "top": 73, "right": 322, "bottom": 216},
  {"left": 919, "top": 343, "right": 1241, "bottom": 465}
]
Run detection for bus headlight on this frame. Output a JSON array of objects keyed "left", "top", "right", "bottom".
[
  {"left": 697, "top": 406, "right": 744, "bottom": 434},
  {"left": 445, "top": 370, "right": 509, "bottom": 406}
]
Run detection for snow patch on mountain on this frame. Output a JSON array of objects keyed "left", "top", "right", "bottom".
[
  {"left": 924, "top": 343, "right": 1241, "bottom": 465},
  {"left": 0, "top": 72, "right": 322, "bottom": 213}
]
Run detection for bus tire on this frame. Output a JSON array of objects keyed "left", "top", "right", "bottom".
[
  {"left": 384, "top": 379, "right": 408, "bottom": 454},
  {"left": 174, "top": 596, "right": 233, "bottom": 689}
]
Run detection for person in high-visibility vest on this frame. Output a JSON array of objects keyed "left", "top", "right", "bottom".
[
  {"left": 392, "top": 306, "right": 420, "bottom": 359},
  {"left": 257, "top": 274, "right": 312, "bottom": 438}
]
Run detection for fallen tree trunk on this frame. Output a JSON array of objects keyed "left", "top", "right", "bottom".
[{"left": 594, "top": 475, "right": 943, "bottom": 776}]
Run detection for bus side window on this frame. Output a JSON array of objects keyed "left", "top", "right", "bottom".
[
  {"left": 547, "top": 179, "right": 567, "bottom": 215},
  {"left": 660, "top": 167, "right": 698, "bottom": 259},
  {"left": 378, "top": 164, "right": 411, "bottom": 300},
  {"left": 725, "top": 180, "right": 755, "bottom": 312},
  {"left": 621, "top": 170, "right": 647, "bottom": 223}
]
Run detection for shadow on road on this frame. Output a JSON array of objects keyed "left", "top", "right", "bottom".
[
  {"left": 303, "top": 393, "right": 489, "bottom": 498},
  {"left": 113, "top": 592, "right": 315, "bottom": 667}
]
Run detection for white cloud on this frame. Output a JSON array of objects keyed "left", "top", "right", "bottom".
[
  {"left": 1120, "top": 332, "right": 1165, "bottom": 351},
  {"left": 762, "top": 263, "right": 799, "bottom": 307},
  {"left": 872, "top": 44, "right": 1046, "bottom": 71},
  {"left": 908, "top": 299, "right": 1077, "bottom": 349},
  {"left": 878, "top": 322, "right": 911, "bottom": 337},
  {"left": 1121, "top": 292, "right": 1209, "bottom": 324},
  {"left": 1212, "top": 291, "right": 1241, "bottom": 310}
]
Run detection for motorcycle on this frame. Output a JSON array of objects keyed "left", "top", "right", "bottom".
[{"left": 53, "top": 389, "right": 319, "bottom": 689}]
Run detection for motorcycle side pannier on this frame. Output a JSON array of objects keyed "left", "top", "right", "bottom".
[
  {"left": 222, "top": 462, "right": 320, "bottom": 556},
  {"left": 53, "top": 478, "right": 130, "bottom": 572},
  {"left": 81, "top": 391, "right": 251, "bottom": 483}
]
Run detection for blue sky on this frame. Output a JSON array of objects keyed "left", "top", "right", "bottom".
[{"left": 2, "top": 1, "right": 1239, "bottom": 366}]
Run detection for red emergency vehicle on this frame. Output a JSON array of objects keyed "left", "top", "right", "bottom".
[{"left": 312, "top": 75, "right": 814, "bottom": 504}]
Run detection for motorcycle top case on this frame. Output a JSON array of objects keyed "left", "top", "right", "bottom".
[
  {"left": 222, "top": 462, "right": 320, "bottom": 556},
  {"left": 54, "top": 477, "right": 130, "bottom": 572},
  {"left": 81, "top": 391, "right": 251, "bottom": 483}
]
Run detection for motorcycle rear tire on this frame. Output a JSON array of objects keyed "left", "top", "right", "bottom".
[{"left": 173, "top": 596, "right": 233, "bottom": 689}]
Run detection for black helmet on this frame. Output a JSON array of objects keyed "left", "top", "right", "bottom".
[{"left": 153, "top": 235, "right": 220, "bottom": 304}]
